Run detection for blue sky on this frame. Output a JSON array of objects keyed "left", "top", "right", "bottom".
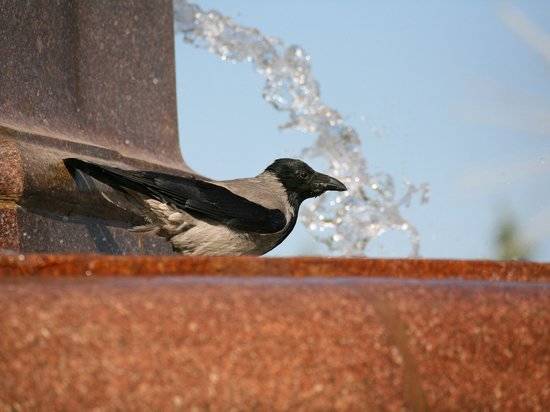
[{"left": 174, "top": 1, "right": 550, "bottom": 260}]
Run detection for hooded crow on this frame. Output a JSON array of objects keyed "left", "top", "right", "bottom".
[{"left": 64, "top": 158, "right": 347, "bottom": 255}]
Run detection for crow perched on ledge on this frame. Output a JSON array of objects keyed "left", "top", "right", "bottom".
[{"left": 64, "top": 158, "right": 346, "bottom": 255}]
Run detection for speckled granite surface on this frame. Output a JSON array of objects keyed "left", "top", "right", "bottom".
[
  {"left": 0, "top": 0, "right": 181, "bottom": 165},
  {"left": 0, "top": 0, "right": 190, "bottom": 254},
  {"left": 0, "top": 274, "right": 548, "bottom": 411},
  {"left": 1, "top": 255, "right": 548, "bottom": 282},
  {"left": 0, "top": 257, "right": 549, "bottom": 410}
]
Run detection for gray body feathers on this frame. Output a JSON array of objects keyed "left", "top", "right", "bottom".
[{"left": 143, "top": 173, "right": 294, "bottom": 255}]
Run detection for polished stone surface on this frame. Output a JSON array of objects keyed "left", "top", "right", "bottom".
[
  {"left": 1, "top": 255, "right": 548, "bottom": 282},
  {"left": 0, "top": 274, "right": 548, "bottom": 410},
  {"left": 0, "top": 0, "right": 189, "bottom": 254},
  {"left": 0, "top": 0, "right": 182, "bottom": 166}
]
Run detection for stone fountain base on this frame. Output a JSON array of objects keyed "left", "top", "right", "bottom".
[{"left": 0, "top": 256, "right": 548, "bottom": 410}]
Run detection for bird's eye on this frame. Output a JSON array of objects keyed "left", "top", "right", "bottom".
[{"left": 297, "top": 171, "right": 308, "bottom": 179}]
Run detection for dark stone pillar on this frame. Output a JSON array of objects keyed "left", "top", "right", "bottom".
[{"left": 0, "top": 0, "right": 190, "bottom": 253}]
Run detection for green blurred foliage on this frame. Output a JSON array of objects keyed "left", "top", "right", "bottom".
[{"left": 494, "top": 214, "right": 533, "bottom": 261}]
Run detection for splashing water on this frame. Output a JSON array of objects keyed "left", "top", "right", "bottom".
[{"left": 173, "top": 1, "right": 429, "bottom": 256}]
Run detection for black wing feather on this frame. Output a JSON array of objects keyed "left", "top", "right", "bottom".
[{"left": 64, "top": 158, "right": 286, "bottom": 234}]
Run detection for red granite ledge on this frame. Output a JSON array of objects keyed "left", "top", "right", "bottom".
[
  {"left": 0, "top": 254, "right": 548, "bottom": 281},
  {"left": 1, "top": 275, "right": 547, "bottom": 410}
]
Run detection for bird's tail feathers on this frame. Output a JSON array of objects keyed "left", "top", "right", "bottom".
[{"left": 63, "top": 158, "right": 151, "bottom": 197}]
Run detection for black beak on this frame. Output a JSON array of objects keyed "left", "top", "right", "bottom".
[{"left": 313, "top": 173, "right": 347, "bottom": 192}]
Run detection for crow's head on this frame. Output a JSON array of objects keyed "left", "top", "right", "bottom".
[{"left": 266, "top": 158, "right": 347, "bottom": 201}]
